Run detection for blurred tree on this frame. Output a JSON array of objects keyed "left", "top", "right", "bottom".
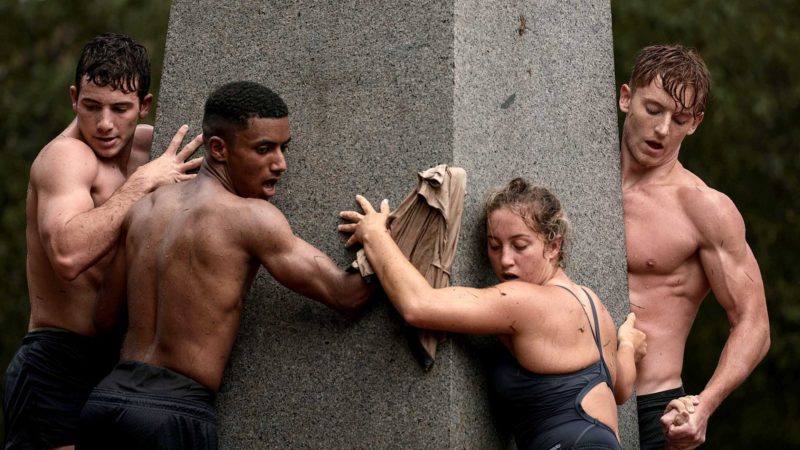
[
  {"left": 0, "top": 0, "right": 171, "bottom": 439},
  {"left": 612, "top": 0, "right": 800, "bottom": 447}
]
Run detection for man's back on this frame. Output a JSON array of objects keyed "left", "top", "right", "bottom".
[{"left": 121, "top": 173, "right": 268, "bottom": 392}]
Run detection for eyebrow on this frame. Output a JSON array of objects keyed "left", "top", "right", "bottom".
[
  {"left": 254, "top": 136, "right": 292, "bottom": 146},
  {"left": 488, "top": 234, "right": 533, "bottom": 240}
]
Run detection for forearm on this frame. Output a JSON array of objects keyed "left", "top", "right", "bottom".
[
  {"left": 50, "top": 177, "right": 152, "bottom": 279},
  {"left": 699, "top": 317, "right": 770, "bottom": 412},
  {"left": 360, "top": 226, "right": 434, "bottom": 319},
  {"left": 322, "top": 270, "right": 375, "bottom": 316},
  {"left": 614, "top": 343, "right": 637, "bottom": 404}
]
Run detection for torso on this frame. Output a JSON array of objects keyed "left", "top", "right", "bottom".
[
  {"left": 623, "top": 167, "right": 713, "bottom": 394},
  {"left": 120, "top": 175, "right": 266, "bottom": 392},
  {"left": 25, "top": 121, "right": 152, "bottom": 336}
]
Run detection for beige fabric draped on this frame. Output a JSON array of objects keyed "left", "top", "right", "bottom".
[{"left": 352, "top": 164, "right": 466, "bottom": 370}]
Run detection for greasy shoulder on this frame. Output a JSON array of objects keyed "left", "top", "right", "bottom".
[
  {"left": 496, "top": 280, "right": 558, "bottom": 304},
  {"left": 678, "top": 184, "right": 744, "bottom": 240},
  {"left": 235, "top": 198, "right": 293, "bottom": 243},
  {"left": 131, "top": 124, "right": 154, "bottom": 158},
  {"left": 30, "top": 136, "right": 98, "bottom": 184}
]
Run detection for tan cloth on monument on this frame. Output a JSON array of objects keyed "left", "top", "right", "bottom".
[{"left": 352, "top": 164, "right": 466, "bottom": 370}]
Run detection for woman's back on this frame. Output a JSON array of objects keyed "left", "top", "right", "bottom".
[{"left": 494, "top": 283, "right": 622, "bottom": 450}]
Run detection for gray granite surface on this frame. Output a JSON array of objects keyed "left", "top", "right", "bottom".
[{"left": 152, "top": 0, "right": 636, "bottom": 448}]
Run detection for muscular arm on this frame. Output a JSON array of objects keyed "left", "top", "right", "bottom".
[
  {"left": 36, "top": 127, "right": 202, "bottom": 280},
  {"left": 251, "top": 203, "right": 373, "bottom": 316},
  {"left": 339, "top": 195, "right": 533, "bottom": 335},
  {"left": 665, "top": 191, "right": 770, "bottom": 447}
]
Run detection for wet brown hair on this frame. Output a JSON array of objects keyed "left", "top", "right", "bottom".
[
  {"left": 484, "top": 178, "right": 571, "bottom": 268},
  {"left": 629, "top": 44, "right": 711, "bottom": 117},
  {"left": 75, "top": 33, "right": 150, "bottom": 102}
]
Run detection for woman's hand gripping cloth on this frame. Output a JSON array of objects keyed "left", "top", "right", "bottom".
[{"left": 351, "top": 164, "right": 466, "bottom": 370}]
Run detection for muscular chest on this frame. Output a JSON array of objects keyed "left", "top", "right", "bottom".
[{"left": 623, "top": 189, "right": 700, "bottom": 275}]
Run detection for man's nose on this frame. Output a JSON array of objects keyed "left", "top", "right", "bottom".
[
  {"left": 271, "top": 150, "right": 287, "bottom": 173},
  {"left": 654, "top": 115, "right": 670, "bottom": 137},
  {"left": 97, "top": 109, "right": 113, "bottom": 132}
]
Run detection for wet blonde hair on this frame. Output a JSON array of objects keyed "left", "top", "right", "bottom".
[{"left": 484, "top": 178, "right": 571, "bottom": 268}]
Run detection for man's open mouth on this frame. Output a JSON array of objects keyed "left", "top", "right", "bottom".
[{"left": 645, "top": 140, "right": 663, "bottom": 150}]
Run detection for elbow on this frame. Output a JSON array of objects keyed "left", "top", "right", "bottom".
[
  {"left": 51, "top": 252, "right": 83, "bottom": 281},
  {"left": 760, "top": 329, "right": 771, "bottom": 361},
  {"left": 614, "top": 386, "right": 633, "bottom": 405},
  {"left": 330, "top": 281, "right": 375, "bottom": 318},
  {"left": 391, "top": 285, "right": 438, "bottom": 328},
  {"left": 751, "top": 312, "right": 771, "bottom": 362},
  {"left": 396, "top": 299, "right": 427, "bottom": 328},
  {"left": 336, "top": 294, "right": 369, "bottom": 318}
]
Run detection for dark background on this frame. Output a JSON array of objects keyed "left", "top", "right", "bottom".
[{"left": 1, "top": 1, "right": 796, "bottom": 446}]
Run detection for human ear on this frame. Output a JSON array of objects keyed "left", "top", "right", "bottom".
[
  {"left": 208, "top": 136, "right": 228, "bottom": 162},
  {"left": 545, "top": 237, "right": 562, "bottom": 263},
  {"left": 686, "top": 112, "right": 704, "bottom": 135},
  {"left": 619, "top": 84, "right": 632, "bottom": 114},
  {"left": 138, "top": 94, "right": 153, "bottom": 118},
  {"left": 70, "top": 86, "right": 78, "bottom": 112}
]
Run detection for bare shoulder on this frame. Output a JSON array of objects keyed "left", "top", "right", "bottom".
[
  {"left": 230, "top": 197, "right": 296, "bottom": 251},
  {"left": 30, "top": 136, "right": 99, "bottom": 188},
  {"left": 129, "top": 124, "right": 155, "bottom": 170},
  {"left": 494, "top": 281, "right": 566, "bottom": 312},
  {"left": 678, "top": 183, "right": 745, "bottom": 243}
]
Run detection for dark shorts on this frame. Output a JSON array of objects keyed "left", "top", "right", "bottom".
[
  {"left": 3, "top": 328, "right": 118, "bottom": 450},
  {"left": 77, "top": 361, "right": 218, "bottom": 450},
  {"left": 637, "top": 386, "right": 686, "bottom": 450}
]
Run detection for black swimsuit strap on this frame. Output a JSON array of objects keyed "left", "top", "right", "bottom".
[{"left": 554, "top": 285, "right": 604, "bottom": 360}]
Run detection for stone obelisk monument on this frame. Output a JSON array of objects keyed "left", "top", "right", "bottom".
[{"left": 151, "top": 0, "right": 637, "bottom": 447}]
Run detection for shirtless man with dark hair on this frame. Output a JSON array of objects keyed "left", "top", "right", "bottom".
[
  {"left": 3, "top": 32, "right": 202, "bottom": 450},
  {"left": 76, "top": 81, "right": 373, "bottom": 449},
  {"left": 619, "top": 45, "right": 770, "bottom": 449}
]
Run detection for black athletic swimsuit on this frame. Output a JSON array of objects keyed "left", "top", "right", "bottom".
[{"left": 492, "top": 286, "right": 621, "bottom": 450}]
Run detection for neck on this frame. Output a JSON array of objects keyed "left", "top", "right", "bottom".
[
  {"left": 620, "top": 144, "right": 682, "bottom": 190},
  {"left": 543, "top": 266, "right": 570, "bottom": 286},
  {"left": 199, "top": 159, "right": 236, "bottom": 194}
]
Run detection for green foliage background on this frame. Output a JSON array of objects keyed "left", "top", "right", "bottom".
[
  {"left": 0, "top": 0, "right": 796, "bottom": 446},
  {"left": 613, "top": 1, "right": 799, "bottom": 447},
  {"left": 0, "top": 0, "right": 171, "bottom": 440}
]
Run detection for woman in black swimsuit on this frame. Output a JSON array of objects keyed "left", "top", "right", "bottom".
[{"left": 340, "top": 178, "right": 647, "bottom": 450}]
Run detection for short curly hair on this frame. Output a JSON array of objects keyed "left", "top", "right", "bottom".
[
  {"left": 202, "top": 81, "right": 289, "bottom": 145},
  {"left": 628, "top": 44, "right": 711, "bottom": 117},
  {"left": 484, "top": 178, "right": 571, "bottom": 268},
  {"left": 75, "top": 32, "right": 150, "bottom": 103}
]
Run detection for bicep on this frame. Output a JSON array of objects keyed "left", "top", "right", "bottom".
[
  {"left": 698, "top": 206, "right": 766, "bottom": 325},
  {"left": 248, "top": 207, "right": 349, "bottom": 302},
  {"left": 34, "top": 157, "right": 96, "bottom": 248},
  {"left": 263, "top": 234, "right": 346, "bottom": 300}
]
